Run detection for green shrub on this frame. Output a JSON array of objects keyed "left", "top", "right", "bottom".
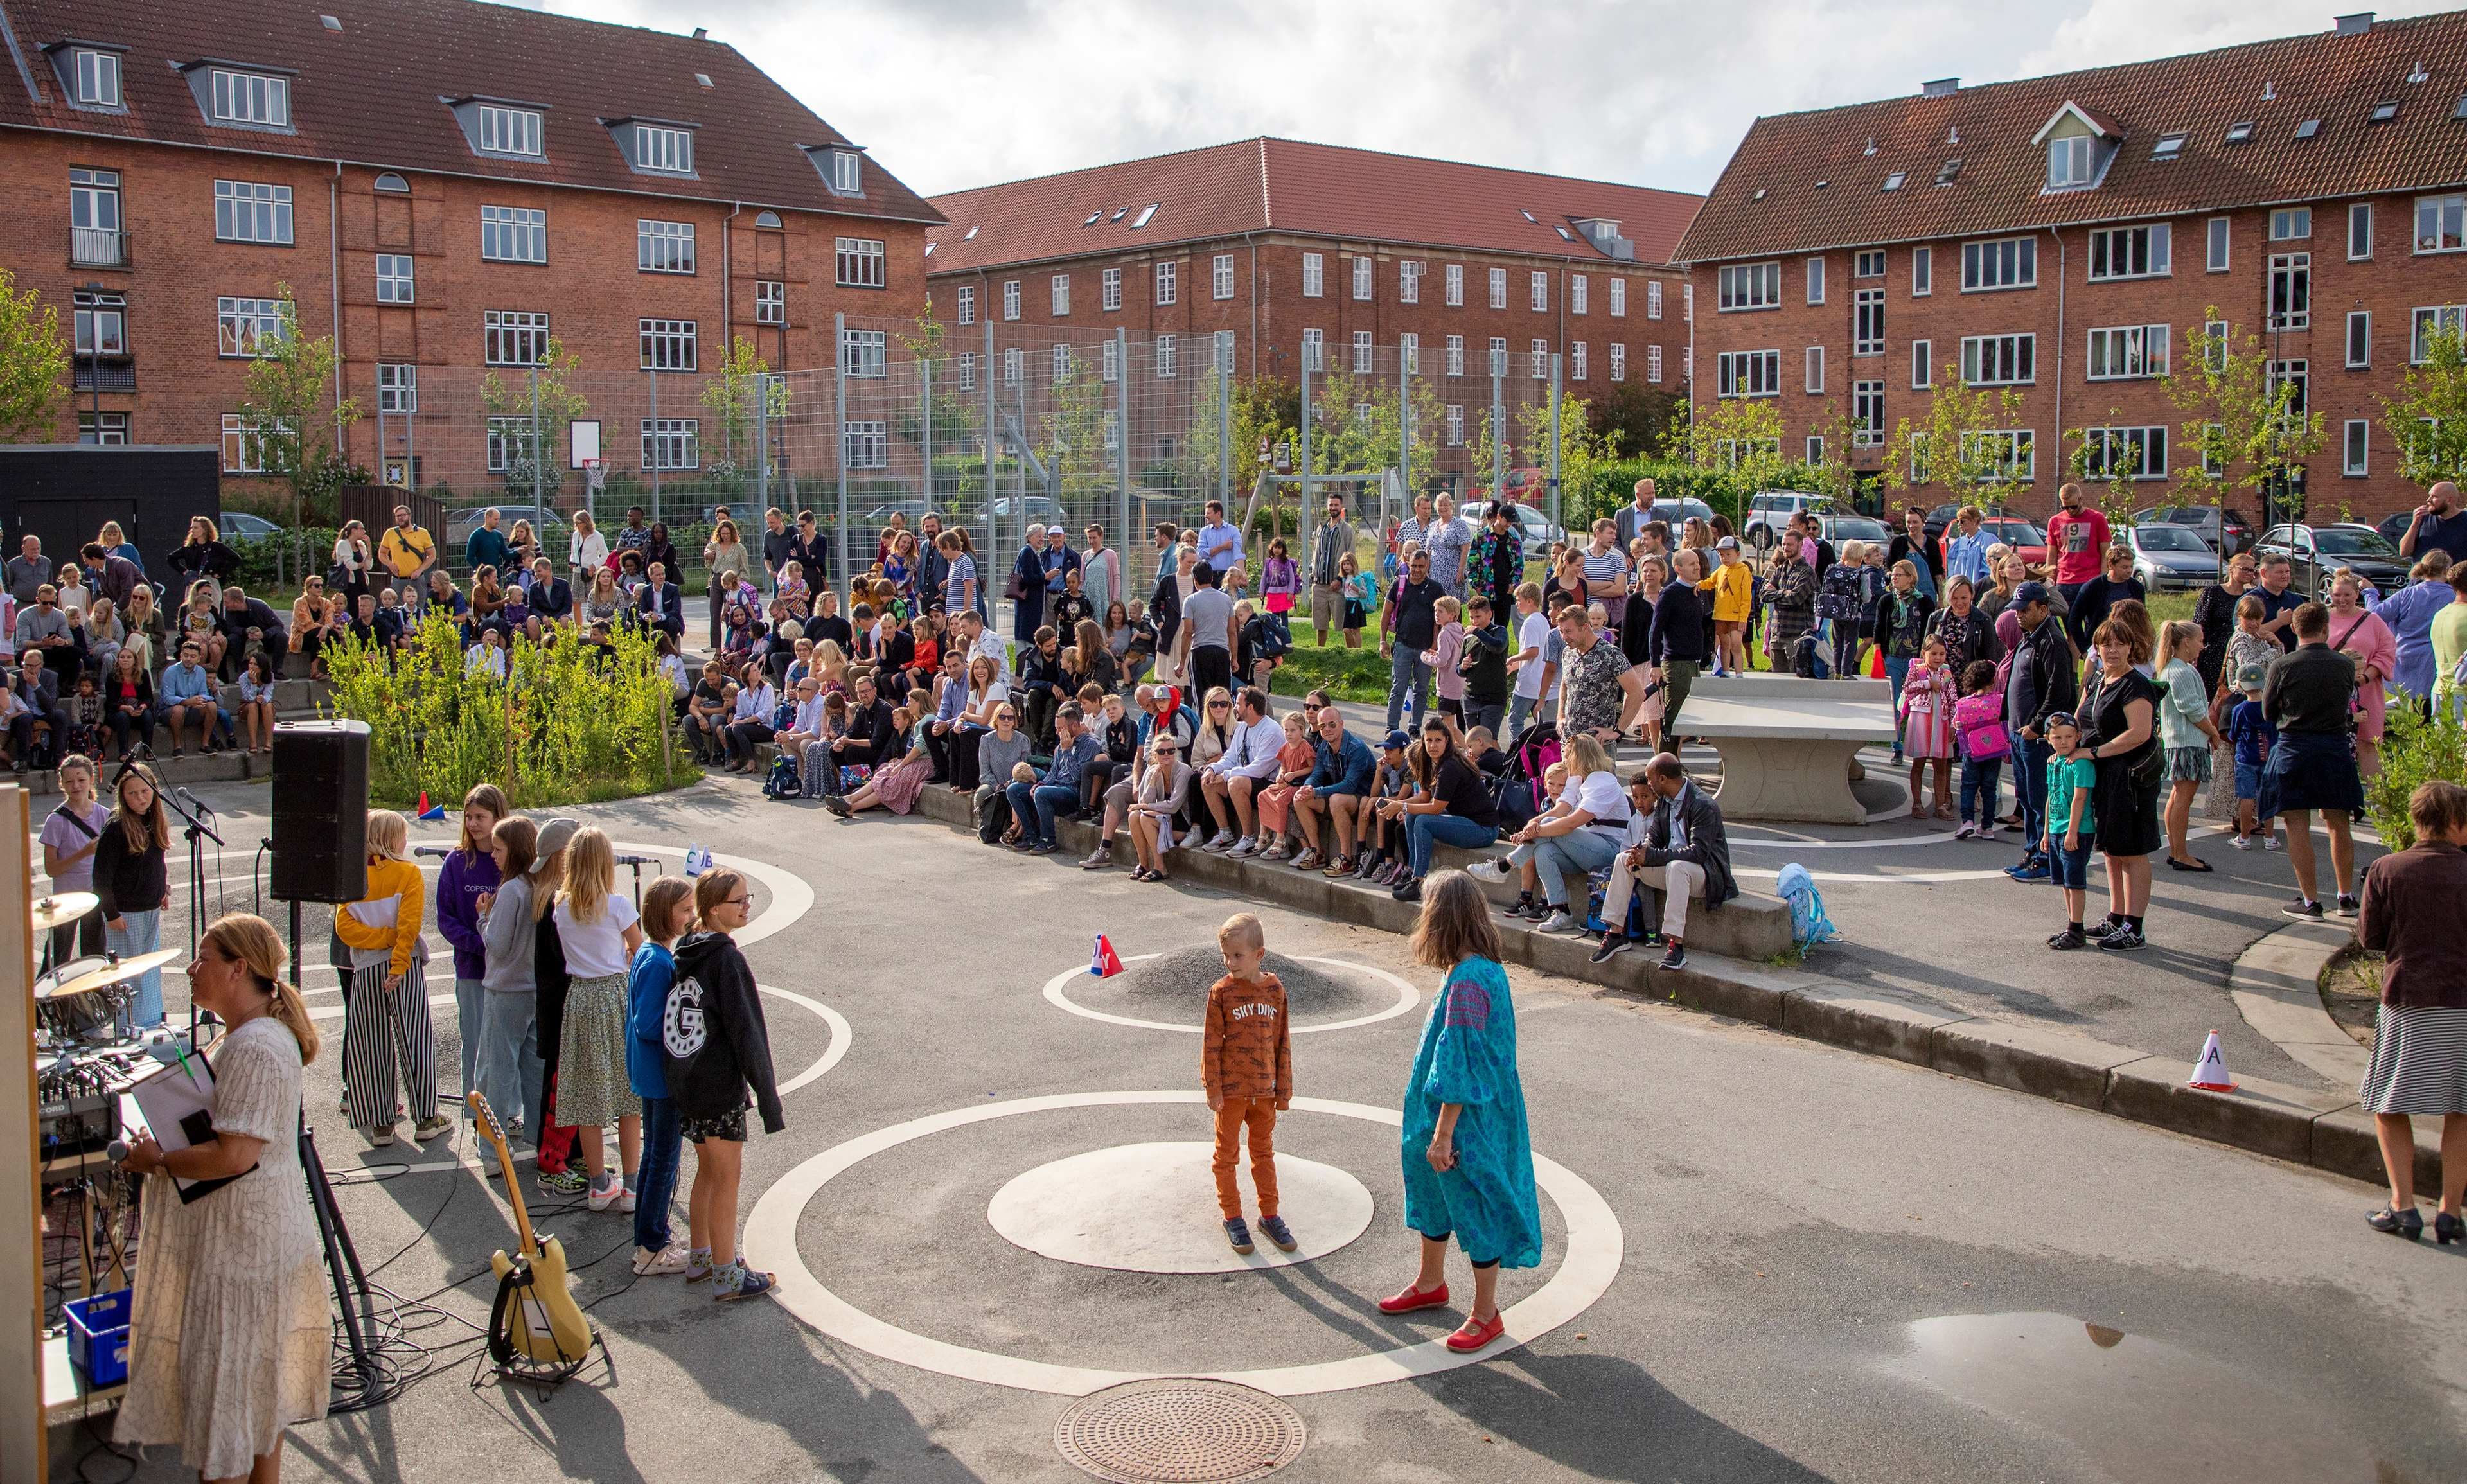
[
  {"left": 224, "top": 528, "right": 339, "bottom": 598},
  {"left": 321, "top": 615, "right": 694, "bottom": 809},
  {"left": 2364, "top": 706, "right": 2467, "bottom": 851}
]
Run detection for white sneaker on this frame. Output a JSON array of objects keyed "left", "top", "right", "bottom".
[
  {"left": 617, "top": 1185, "right": 639, "bottom": 1213},
  {"left": 587, "top": 1176, "right": 626, "bottom": 1212},
  {"left": 1207, "top": 829, "right": 1237, "bottom": 852},
  {"left": 2263, "top": 834, "right": 2283, "bottom": 852},
  {"left": 2230, "top": 834, "right": 2254, "bottom": 851},
  {"left": 1230, "top": 836, "right": 1260, "bottom": 858},
  {"left": 1537, "top": 910, "right": 1582, "bottom": 934},
  {"left": 1467, "top": 858, "right": 1512, "bottom": 883},
  {"left": 632, "top": 1242, "right": 691, "bottom": 1276}
]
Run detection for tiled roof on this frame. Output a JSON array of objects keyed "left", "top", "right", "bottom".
[
  {"left": 0, "top": 0, "right": 941, "bottom": 222},
  {"left": 924, "top": 136, "right": 1702, "bottom": 274},
  {"left": 1675, "top": 9, "right": 2467, "bottom": 263}
]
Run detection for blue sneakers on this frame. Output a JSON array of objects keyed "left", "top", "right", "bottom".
[
  {"left": 1223, "top": 1217, "right": 1255, "bottom": 1255},
  {"left": 2006, "top": 857, "right": 2051, "bottom": 882},
  {"left": 1257, "top": 1215, "right": 1297, "bottom": 1252}
]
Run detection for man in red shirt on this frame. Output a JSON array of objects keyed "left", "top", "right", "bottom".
[{"left": 2044, "top": 482, "right": 2112, "bottom": 608}]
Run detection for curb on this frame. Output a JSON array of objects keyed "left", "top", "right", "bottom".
[{"left": 821, "top": 776, "right": 2420, "bottom": 1190}]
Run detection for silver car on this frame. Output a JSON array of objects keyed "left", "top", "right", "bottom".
[{"left": 2128, "top": 524, "right": 2221, "bottom": 591}]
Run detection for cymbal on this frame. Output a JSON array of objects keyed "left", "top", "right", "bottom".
[
  {"left": 42, "top": 950, "right": 182, "bottom": 1000},
  {"left": 31, "top": 893, "right": 100, "bottom": 932}
]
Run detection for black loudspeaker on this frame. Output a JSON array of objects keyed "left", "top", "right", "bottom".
[{"left": 271, "top": 720, "right": 371, "bottom": 903}]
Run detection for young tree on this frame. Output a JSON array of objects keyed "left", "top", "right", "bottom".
[
  {"left": 0, "top": 267, "right": 68, "bottom": 440},
  {"left": 1180, "top": 367, "right": 1297, "bottom": 512},
  {"left": 236, "top": 282, "right": 362, "bottom": 527},
  {"left": 1665, "top": 391, "right": 1789, "bottom": 515},
  {"left": 2164, "top": 311, "right": 2325, "bottom": 535},
  {"left": 1879, "top": 375, "right": 2034, "bottom": 513},
  {"left": 1514, "top": 389, "right": 1622, "bottom": 529},
  {"left": 481, "top": 335, "right": 589, "bottom": 507},
  {"left": 2064, "top": 405, "right": 2145, "bottom": 528},
  {"left": 1800, "top": 400, "right": 1864, "bottom": 509},
  {"left": 2382, "top": 317, "right": 2467, "bottom": 486},
  {"left": 700, "top": 334, "right": 793, "bottom": 493}
]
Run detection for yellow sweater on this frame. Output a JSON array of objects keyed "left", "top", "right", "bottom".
[
  {"left": 1698, "top": 560, "right": 1755, "bottom": 623},
  {"left": 333, "top": 856, "right": 427, "bottom": 978}
]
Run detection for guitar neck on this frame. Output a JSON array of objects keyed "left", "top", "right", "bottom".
[{"left": 466, "top": 1091, "right": 543, "bottom": 1258}]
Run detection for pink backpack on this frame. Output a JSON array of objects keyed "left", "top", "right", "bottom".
[{"left": 1952, "top": 691, "right": 2008, "bottom": 763}]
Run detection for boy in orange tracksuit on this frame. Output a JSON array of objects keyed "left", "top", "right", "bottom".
[{"left": 1204, "top": 913, "right": 1295, "bottom": 1255}]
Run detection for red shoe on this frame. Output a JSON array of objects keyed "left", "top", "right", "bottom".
[
  {"left": 1444, "top": 1312, "right": 1507, "bottom": 1352},
  {"left": 1377, "top": 1282, "right": 1450, "bottom": 1314}
]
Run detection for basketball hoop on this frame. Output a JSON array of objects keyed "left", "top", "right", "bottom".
[{"left": 582, "top": 459, "right": 606, "bottom": 494}]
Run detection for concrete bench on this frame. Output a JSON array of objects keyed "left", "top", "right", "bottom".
[{"left": 1676, "top": 675, "right": 1896, "bottom": 826}]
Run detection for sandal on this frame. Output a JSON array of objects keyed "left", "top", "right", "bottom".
[
  {"left": 715, "top": 1268, "right": 777, "bottom": 1302},
  {"left": 2166, "top": 856, "right": 2215, "bottom": 872}
]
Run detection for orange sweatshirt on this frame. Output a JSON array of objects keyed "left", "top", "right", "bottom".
[{"left": 1203, "top": 971, "right": 1293, "bottom": 1103}]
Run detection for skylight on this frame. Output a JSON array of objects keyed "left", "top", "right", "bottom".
[
  {"left": 2455, "top": 92, "right": 2467, "bottom": 119},
  {"left": 1814, "top": 179, "right": 1828, "bottom": 190},
  {"left": 2226, "top": 120, "right": 2254, "bottom": 143},
  {"left": 1130, "top": 202, "right": 1158, "bottom": 228},
  {"left": 2152, "top": 132, "right": 2186, "bottom": 159},
  {"left": 1083, "top": 210, "right": 1101, "bottom": 226},
  {"left": 1882, "top": 171, "right": 1906, "bottom": 191},
  {"left": 695, "top": 73, "right": 713, "bottom": 88},
  {"left": 320, "top": 14, "right": 341, "bottom": 29},
  {"left": 1935, "top": 158, "right": 1963, "bottom": 185},
  {"left": 2369, "top": 100, "right": 2398, "bottom": 123},
  {"left": 2295, "top": 118, "right": 2322, "bottom": 139},
  {"left": 1553, "top": 225, "right": 1573, "bottom": 240},
  {"left": 962, "top": 225, "right": 978, "bottom": 240},
  {"left": 1110, "top": 207, "right": 1126, "bottom": 222},
  {"left": 1519, "top": 209, "right": 1537, "bottom": 222},
  {"left": 1751, "top": 188, "right": 1767, "bottom": 201}
]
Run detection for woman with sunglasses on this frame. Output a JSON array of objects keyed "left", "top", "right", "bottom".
[
  {"left": 972, "top": 703, "right": 1034, "bottom": 844},
  {"left": 1126, "top": 734, "right": 1196, "bottom": 882}
]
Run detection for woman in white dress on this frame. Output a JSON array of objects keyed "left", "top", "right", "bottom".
[
  {"left": 569, "top": 509, "right": 610, "bottom": 581},
  {"left": 116, "top": 912, "right": 330, "bottom": 1483}
]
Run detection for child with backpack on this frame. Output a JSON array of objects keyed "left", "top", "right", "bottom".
[
  {"left": 2227, "top": 663, "right": 2280, "bottom": 851},
  {"left": 626, "top": 876, "right": 698, "bottom": 1276},
  {"left": 1426, "top": 596, "right": 1467, "bottom": 726},
  {"left": 1950, "top": 660, "right": 2008, "bottom": 840},
  {"left": 666, "top": 867, "right": 784, "bottom": 1301}
]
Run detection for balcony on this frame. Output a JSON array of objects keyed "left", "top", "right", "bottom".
[
  {"left": 72, "top": 357, "right": 135, "bottom": 393},
  {"left": 70, "top": 225, "right": 130, "bottom": 269}
]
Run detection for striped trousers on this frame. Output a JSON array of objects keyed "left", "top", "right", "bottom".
[{"left": 342, "top": 960, "right": 438, "bottom": 1131}]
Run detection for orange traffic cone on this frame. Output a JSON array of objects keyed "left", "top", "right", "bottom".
[
  {"left": 1091, "top": 934, "right": 1125, "bottom": 978},
  {"left": 2186, "top": 1030, "right": 2237, "bottom": 1092}
]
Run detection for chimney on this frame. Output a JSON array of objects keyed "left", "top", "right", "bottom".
[
  {"left": 691, "top": 26, "right": 708, "bottom": 39},
  {"left": 1922, "top": 77, "right": 1959, "bottom": 98},
  {"left": 2334, "top": 12, "right": 2374, "bottom": 35}
]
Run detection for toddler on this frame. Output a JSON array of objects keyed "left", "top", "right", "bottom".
[
  {"left": 1900, "top": 634, "right": 1956, "bottom": 820},
  {"left": 1205, "top": 914, "right": 1294, "bottom": 1255},
  {"left": 2228, "top": 663, "right": 2280, "bottom": 850},
  {"left": 1950, "top": 660, "right": 2008, "bottom": 838},
  {"left": 2042, "top": 714, "right": 2100, "bottom": 950}
]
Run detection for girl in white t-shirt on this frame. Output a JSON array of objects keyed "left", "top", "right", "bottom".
[{"left": 551, "top": 827, "right": 646, "bottom": 1210}]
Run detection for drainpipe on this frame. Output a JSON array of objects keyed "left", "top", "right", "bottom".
[
  {"left": 2049, "top": 225, "right": 2065, "bottom": 506},
  {"left": 723, "top": 201, "right": 741, "bottom": 464},
  {"left": 330, "top": 161, "right": 345, "bottom": 464}
]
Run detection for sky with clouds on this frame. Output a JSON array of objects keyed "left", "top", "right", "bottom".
[{"left": 526, "top": 0, "right": 2457, "bottom": 199}]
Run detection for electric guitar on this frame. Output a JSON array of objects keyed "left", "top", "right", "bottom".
[{"left": 464, "top": 1090, "right": 594, "bottom": 1370}]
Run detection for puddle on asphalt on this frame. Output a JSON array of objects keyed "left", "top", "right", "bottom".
[{"left": 1879, "top": 1311, "right": 2399, "bottom": 1482}]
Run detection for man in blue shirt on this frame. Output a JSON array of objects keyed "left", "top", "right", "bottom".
[
  {"left": 1291, "top": 705, "right": 1374, "bottom": 872},
  {"left": 157, "top": 640, "right": 226, "bottom": 755},
  {"left": 1941, "top": 506, "right": 1996, "bottom": 587},
  {"left": 1005, "top": 702, "right": 1100, "bottom": 853},
  {"left": 1195, "top": 500, "right": 1245, "bottom": 590},
  {"left": 2396, "top": 481, "right": 2467, "bottom": 567}
]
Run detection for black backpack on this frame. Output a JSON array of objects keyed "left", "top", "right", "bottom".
[{"left": 761, "top": 754, "right": 802, "bottom": 800}]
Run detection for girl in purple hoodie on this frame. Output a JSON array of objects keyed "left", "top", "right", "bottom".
[{"left": 437, "top": 784, "right": 506, "bottom": 1117}]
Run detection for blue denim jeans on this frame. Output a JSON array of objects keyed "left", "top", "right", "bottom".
[
  {"left": 1884, "top": 655, "right": 1911, "bottom": 751},
  {"left": 1510, "top": 827, "right": 1620, "bottom": 907},
  {"left": 107, "top": 908, "right": 164, "bottom": 1029},
  {"left": 1004, "top": 781, "right": 1081, "bottom": 846},
  {"left": 633, "top": 1095, "right": 682, "bottom": 1252},
  {"left": 1958, "top": 755, "right": 2003, "bottom": 829},
  {"left": 2012, "top": 736, "right": 2052, "bottom": 857},
  {"left": 454, "top": 976, "right": 486, "bottom": 1110},
  {"left": 1386, "top": 648, "right": 1432, "bottom": 732},
  {"left": 478, "top": 988, "right": 544, "bottom": 1133},
  {"left": 1406, "top": 813, "right": 1499, "bottom": 878}
]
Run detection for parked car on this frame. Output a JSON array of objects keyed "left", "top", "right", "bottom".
[
  {"left": 1812, "top": 512, "right": 1891, "bottom": 551},
  {"left": 1920, "top": 501, "right": 2028, "bottom": 543},
  {"left": 1512, "top": 507, "right": 1569, "bottom": 552},
  {"left": 1744, "top": 491, "right": 1829, "bottom": 549},
  {"left": 445, "top": 504, "right": 571, "bottom": 552},
  {"left": 2249, "top": 522, "right": 2410, "bottom": 600},
  {"left": 971, "top": 495, "right": 1068, "bottom": 534},
  {"left": 2378, "top": 510, "right": 2419, "bottom": 551},
  {"left": 216, "top": 511, "right": 284, "bottom": 542},
  {"left": 2127, "top": 523, "right": 2223, "bottom": 592},
  {"left": 862, "top": 500, "right": 937, "bottom": 531},
  {"left": 1967, "top": 515, "right": 2049, "bottom": 566},
  {"left": 2130, "top": 503, "right": 2256, "bottom": 556}
]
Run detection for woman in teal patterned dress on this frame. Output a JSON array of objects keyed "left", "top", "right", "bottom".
[{"left": 1381, "top": 870, "right": 1542, "bottom": 1352}]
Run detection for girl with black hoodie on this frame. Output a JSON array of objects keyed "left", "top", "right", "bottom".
[{"left": 665, "top": 867, "right": 784, "bottom": 1301}]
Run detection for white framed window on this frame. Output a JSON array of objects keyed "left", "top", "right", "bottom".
[
  {"left": 1645, "top": 279, "right": 1661, "bottom": 319},
  {"left": 1805, "top": 256, "right": 1826, "bottom": 305},
  {"left": 484, "top": 416, "right": 528, "bottom": 473},
  {"left": 1302, "top": 253, "right": 1324, "bottom": 298},
  {"left": 477, "top": 105, "right": 542, "bottom": 157},
  {"left": 69, "top": 168, "right": 120, "bottom": 268},
  {"left": 209, "top": 69, "right": 288, "bottom": 127},
  {"left": 1214, "top": 253, "right": 1235, "bottom": 299},
  {"left": 1571, "top": 342, "right": 1587, "bottom": 380},
  {"left": 1530, "top": 270, "right": 1549, "bottom": 312},
  {"left": 77, "top": 411, "right": 128, "bottom": 445},
  {"left": 1911, "top": 339, "right": 1933, "bottom": 389},
  {"left": 375, "top": 253, "right": 414, "bottom": 303},
  {"left": 1959, "top": 333, "right": 2036, "bottom": 385},
  {"left": 1960, "top": 237, "right": 2037, "bottom": 290},
  {"left": 2344, "top": 418, "right": 2371, "bottom": 475},
  {"left": 1352, "top": 331, "right": 1373, "bottom": 374},
  {"left": 2270, "top": 359, "right": 2309, "bottom": 419},
  {"left": 1353, "top": 254, "right": 1373, "bottom": 301},
  {"left": 1102, "top": 411, "right": 1120, "bottom": 454},
  {"left": 1855, "top": 288, "right": 1885, "bottom": 356},
  {"left": 2080, "top": 425, "right": 2169, "bottom": 480},
  {"left": 833, "top": 236, "right": 883, "bottom": 288},
  {"left": 1715, "top": 349, "right": 1781, "bottom": 398},
  {"left": 1215, "top": 330, "right": 1235, "bottom": 371},
  {"left": 1961, "top": 428, "right": 2035, "bottom": 482},
  {"left": 827, "top": 148, "right": 862, "bottom": 196},
  {"left": 1717, "top": 262, "right": 1782, "bottom": 310},
  {"left": 1399, "top": 260, "right": 1422, "bottom": 304},
  {"left": 1611, "top": 344, "right": 1627, "bottom": 382},
  {"left": 480, "top": 204, "right": 547, "bottom": 263},
  {"left": 217, "top": 295, "right": 285, "bottom": 357},
  {"left": 957, "top": 352, "right": 977, "bottom": 391},
  {"left": 1489, "top": 267, "right": 1508, "bottom": 310},
  {"left": 2349, "top": 202, "right": 2374, "bottom": 260},
  {"left": 1611, "top": 278, "right": 1628, "bottom": 317},
  {"left": 2347, "top": 310, "right": 2371, "bottom": 367},
  {"left": 1805, "top": 345, "right": 1825, "bottom": 393},
  {"left": 842, "top": 420, "right": 888, "bottom": 470},
  {"left": 1050, "top": 344, "right": 1074, "bottom": 384},
  {"left": 223, "top": 413, "right": 274, "bottom": 472},
  {"left": 2206, "top": 318, "right": 2231, "bottom": 372},
  {"left": 2086, "top": 323, "right": 2170, "bottom": 380},
  {"left": 2414, "top": 306, "right": 2467, "bottom": 363},
  {"left": 1446, "top": 405, "right": 1464, "bottom": 445},
  {"left": 213, "top": 180, "right": 292, "bottom": 243},
  {"left": 73, "top": 290, "right": 124, "bottom": 355},
  {"left": 1911, "top": 246, "right": 1932, "bottom": 296},
  {"left": 1806, "top": 434, "right": 1825, "bottom": 464},
  {"left": 2201, "top": 422, "right": 2226, "bottom": 476},
  {"left": 482, "top": 308, "right": 548, "bottom": 366},
  {"left": 2269, "top": 253, "right": 2311, "bottom": 329},
  {"left": 756, "top": 279, "right": 784, "bottom": 325},
  {"left": 1853, "top": 380, "right": 1886, "bottom": 446},
  {"left": 1429, "top": 334, "right": 1456, "bottom": 378},
  {"left": 2046, "top": 134, "right": 2098, "bottom": 190},
  {"left": 1002, "top": 280, "right": 1020, "bottom": 320},
  {"left": 644, "top": 418, "right": 700, "bottom": 470},
  {"left": 1003, "top": 347, "right": 1021, "bottom": 385},
  {"left": 1531, "top": 338, "right": 1549, "bottom": 379},
  {"left": 1050, "top": 274, "right": 1071, "bottom": 315},
  {"left": 1401, "top": 333, "right": 1419, "bottom": 375},
  {"left": 1855, "top": 249, "right": 1886, "bottom": 278},
  {"left": 2207, "top": 216, "right": 2232, "bottom": 272},
  {"left": 634, "top": 124, "right": 693, "bottom": 174},
  {"left": 1647, "top": 344, "right": 1663, "bottom": 382},
  {"left": 376, "top": 362, "right": 416, "bottom": 413},
  {"left": 1713, "top": 437, "right": 1781, "bottom": 470},
  {"left": 1445, "top": 263, "right": 1464, "bottom": 306},
  {"left": 1570, "top": 274, "right": 1588, "bottom": 315},
  {"left": 639, "top": 219, "right": 696, "bottom": 274},
  {"left": 1101, "top": 338, "right": 1120, "bottom": 383},
  {"left": 956, "top": 285, "right": 976, "bottom": 325},
  {"left": 639, "top": 317, "right": 696, "bottom": 371},
  {"left": 1302, "top": 328, "right": 1323, "bottom": 373},
  {"left": 1102, "top": 267, "right": 1122, "bottom": 311},
  {"left": 841, "top": 327, "right": 887, "bottom": 379},
  {"left": 1489, "top": 337, "right": 1507, "bottom": 376},
  {"left": 2087, "top": 223, "right": 2170, "bottom": 279},
  {"left": 73, "top": 48, "right": 120, "bottom": 107},
  {"left": 1155, "top": 260, "right": 1177, "bottom": 305},
  {"left": 2416, "top": 193, "right": 2466, "bottom": 253},
  {"left": 1157, "top": 334, "right": 1178, "bottom": 378},
  {"left": 2270, "top": 207, "right": 2312, "bottom": 241}
]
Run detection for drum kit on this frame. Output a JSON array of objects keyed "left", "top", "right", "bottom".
[{"left": 31, "top": 890, "right": 182, "bottom": 1056}]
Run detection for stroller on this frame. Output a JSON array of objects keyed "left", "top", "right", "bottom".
[{"left": 1490, "top": 719, "right": 1562, "bottom": 831}]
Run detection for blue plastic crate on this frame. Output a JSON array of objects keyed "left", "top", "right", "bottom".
[{"left": 64, "top": 1289, "right": 132, "bottom": 1389}]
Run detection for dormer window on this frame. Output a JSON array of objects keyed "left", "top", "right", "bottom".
[
  {"left": 209, "top": 67, "right": 289, "bottom": 126},
  {"left": 479, "top": 105, "right": 543, "bottom": 157},
  {"left": 829, "top": 148, "right": 861, "bottom": 195},
  {"left": 72, "top": 47, "right": 119, "bottom": 106},
  {"left": 637, "top": 124, "right": 692, "bottom": 173},
  {"left": 2047, "top": 136, "right": 2097, "bottom": 189}
]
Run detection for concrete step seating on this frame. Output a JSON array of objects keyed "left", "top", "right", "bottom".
[{"left": 17, "top": 677, "right": 330, "bottom": 794}]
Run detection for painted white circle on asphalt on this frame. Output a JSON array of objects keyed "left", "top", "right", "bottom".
[
  {"left": 986, "top": 1142, "right": 1374, "bottom": 1274},
  {"left": 745, "top": 1091, "right": 1623, "bottom": 1397},
  {"left": 1043, "top": 955, "right": 1420, "bottom": 1035}
]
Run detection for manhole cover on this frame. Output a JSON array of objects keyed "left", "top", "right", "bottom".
[{"left": 1055, "top": 1378, "right": 1306, "bottom": 1483}]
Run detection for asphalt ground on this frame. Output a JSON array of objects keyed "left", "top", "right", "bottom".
[{"left": 44, "top": 774, "right": 2463, "bottom": 1483}]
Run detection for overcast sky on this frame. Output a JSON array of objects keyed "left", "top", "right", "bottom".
[{"left": 530, "top": 0, "right": 2456, "bottom": 199}]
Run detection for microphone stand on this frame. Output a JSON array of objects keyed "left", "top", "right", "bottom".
[{"left": 159, "top": 786, "right": 224, "bottom": 1046}]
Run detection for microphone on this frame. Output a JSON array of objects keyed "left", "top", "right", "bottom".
[
  {"left": 412, "top": 845, "right": 454, "bottom": 858},
  {"left": 614, "top": 854, "right": 660, "bottom": 868},
  {"left": 175, "top": 786, "right": 215, "bottom": 815},
  {"left": 105, "top": 1140, "right": 129, "bottom": 1164}
]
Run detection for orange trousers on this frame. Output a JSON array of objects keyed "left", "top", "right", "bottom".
[{"left": 1212, "top": 1097, "right": 1280, "bottom": 1220}]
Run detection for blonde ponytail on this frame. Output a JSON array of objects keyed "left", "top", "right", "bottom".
[{"left": 203, "top": 914, "right": 321, "bottom": 1064}]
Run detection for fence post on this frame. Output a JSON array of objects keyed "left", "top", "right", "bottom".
[
  {"left": 1548, "top": 352, "right": 1562, "bottom": 534},
  {"left": 1398, "top": 336, "right": 1413, "bottom": 531},
  {"left": 834, "top": 312, "right": 850, "bottom": 606},
  {"left": 529, "top": 367, "right": 543, "bottom": 557},
  {"left": 1115, "top": 326, "right": 1131, "bottom": 577},
  {"left": 755, "top": 367, "right": 771, "bottom": 536},
  {"left": 1489, "top": 366, "right": 1504, "bottom": 509},
  {"left": 648, "top": 367, "right": 660, "bottom": 525},
  {"left": 1298, "top": 353, "right": 1313, "bottom": 518},
  {"left": 1218, "top": 354, "right": 1232, "bottom": 513},
  {"left": 982, "top": 318, "right": 996, "bottom": 585},
  {"left": 921, "top": 356, "right": 934, "bottom": 524}
]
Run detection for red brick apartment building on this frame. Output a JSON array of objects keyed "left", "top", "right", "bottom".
[
  {"left": 1676, "top": 9, "right": 2467, "bottom": 522},
  {"left": 0, "top": 0, "right": 937, "bottom": 491},
  {"left": 925, "top": 137, "right": 1701, "bottom": 493}
]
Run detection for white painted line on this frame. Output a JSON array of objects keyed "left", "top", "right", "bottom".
[
  {"left": 745, "top": 1091, "right": 1622, "bottom": 1397},
  {"left": 1042, "top": 955, "right": 1419, "bottom": 1036}
]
